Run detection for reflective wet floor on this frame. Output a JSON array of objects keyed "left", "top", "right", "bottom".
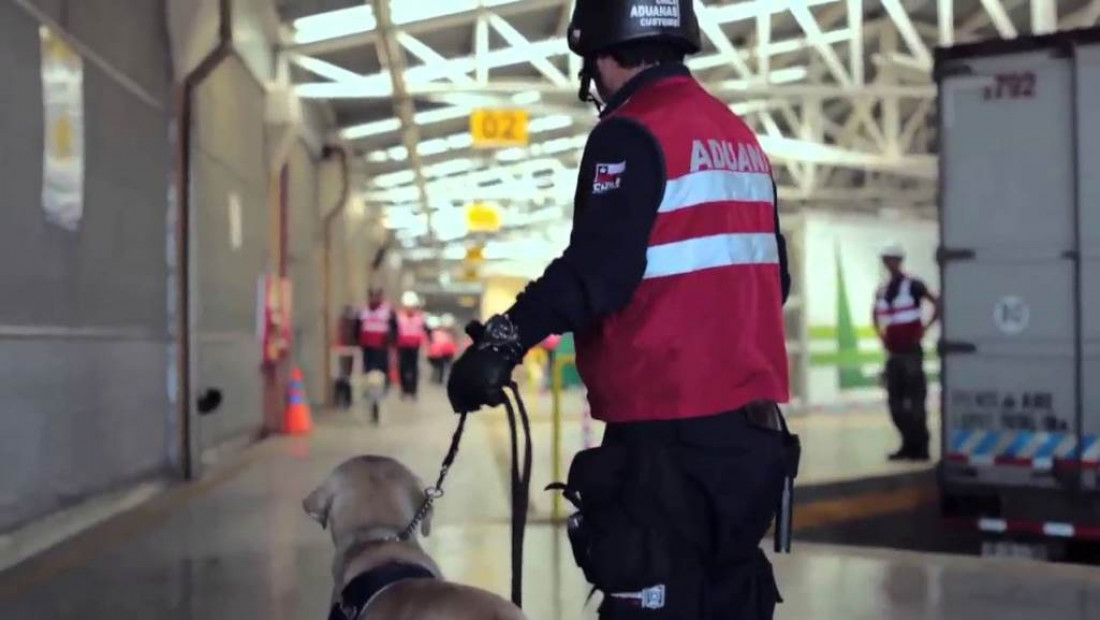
[{"left": 2, "top": 389, "right": 1098, "bottom": 619}]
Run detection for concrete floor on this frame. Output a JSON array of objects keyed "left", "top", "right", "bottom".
[{"left": 2, "top": 385, "right": 1099, "bottom": 619}]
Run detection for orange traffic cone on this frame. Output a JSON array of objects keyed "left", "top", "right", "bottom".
[{"left": 284, "top": 367, "right": 313, "bottom": 435}]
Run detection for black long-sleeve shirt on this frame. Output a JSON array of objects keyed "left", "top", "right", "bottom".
[{"left": 506, "top": 64, "right": 790, "bottom": 351}]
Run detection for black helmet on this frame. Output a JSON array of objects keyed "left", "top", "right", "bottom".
[{"left": 568, "top": 0, "right": 701, "bottom": 57}]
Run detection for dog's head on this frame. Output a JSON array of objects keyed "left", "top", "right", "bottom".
[
  {"left": 364, "top": 371, "right": 387, "bottom": 401},
  {"left": 303, "top": 455, "right": 432, "bottom": 545}
]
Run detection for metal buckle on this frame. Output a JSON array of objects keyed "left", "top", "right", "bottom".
[
  {"left": 641, "top": 584, "right": 666, "bottom": 610},
  {"left": 610, "top": 584, "right": 666, "bottom": 610}
]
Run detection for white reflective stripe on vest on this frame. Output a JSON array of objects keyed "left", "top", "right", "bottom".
[
  {"left": 883, "top": 308, "right": 922, "bottom": 325},
  {"left": 644, "top": 233, "right": 778, "bottom": 280},
  {"left": 397, "top": 313, "right": 424, "bottom": 337},
  {"left": 876, "top": 278, "right": 918, "bottom": 322},
  {"left": 658, "top": 170, "right": 775, "bottom": 214},
  {"left": 360, "top": 307, "right": 390, "bottom": 333},
  {"left": 893, "top": 279, "right": 914, "bottom": 308}
]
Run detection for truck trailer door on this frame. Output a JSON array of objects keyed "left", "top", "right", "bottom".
[
  {"left": 939, "top": 46, "right": 1082, "bottom": 491},
  {"left": 1076, "top": 43, "right": 1100, "bottom": 479}
]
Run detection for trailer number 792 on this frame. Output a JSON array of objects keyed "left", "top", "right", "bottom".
[{"left": 983, "top": 72, "right": 1036, "bottom": 101}]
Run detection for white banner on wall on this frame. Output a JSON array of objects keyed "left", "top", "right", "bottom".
[{"left": 40, "top": 26, "right": 85, "bottom": 231}]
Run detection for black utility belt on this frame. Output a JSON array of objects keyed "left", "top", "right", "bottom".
[{"left": 549, "top": 408, "right": 801, "bottom": 594}]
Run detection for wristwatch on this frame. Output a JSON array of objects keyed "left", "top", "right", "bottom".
[{"left": 479, "top": 314, "right": 525, "bottom": 363}]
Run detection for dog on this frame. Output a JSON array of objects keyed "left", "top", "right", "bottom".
[{"left": 304, "top": 455, "right": 527, "bottom": 620}]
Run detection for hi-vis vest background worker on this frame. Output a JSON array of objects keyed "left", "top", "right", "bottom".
[
  {"left": 395, "top": 291, "right": 427, "bottom": 399},
  {"left": 873, "top": 243, "right": 940, "bottom": 461},
  {"left": 358, "top": 287, "right": 396, "bottom": 384},
  {"left": 447, "top": 1, "right": 798, "bottom": 618}
]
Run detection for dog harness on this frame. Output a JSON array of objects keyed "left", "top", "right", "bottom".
[{"left": 328, "top": 562, "right": 436, "bottom": 620}]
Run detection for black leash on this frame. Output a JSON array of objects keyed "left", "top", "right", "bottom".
[
  {"left": 394, "top": 384, "right": 533, "bottom": 609},
  {"left": 395, "top": 412, "right": 468, "bottom": 542},
  {"left": 501, "top": 381, "right": 532, "bottom": 608}
]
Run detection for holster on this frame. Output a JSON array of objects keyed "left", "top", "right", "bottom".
[
  {"left": 772, "top": 411, "right": 801, "bottom": 554},
  {"left": 551, "top": 442, "right": 706, "bottom": 605}
]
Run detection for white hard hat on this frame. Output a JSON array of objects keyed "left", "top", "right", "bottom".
[
  {"left": 426, "top": 315, "right": 441, "bottom": 330},
  {"left": 401, "top": 291, "right": 421, "bottom": 307},
  {"left": 880, "top": 242, "right": 906, "bottom": 259},
  {"left": 440, "top": 313, "right": 456, "bottom": 328}
]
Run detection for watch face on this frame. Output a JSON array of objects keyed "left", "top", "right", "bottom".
[{"left": 487, "top": 316, "right": 518, "bottom": 343}]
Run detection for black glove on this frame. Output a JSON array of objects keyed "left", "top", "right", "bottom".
[{"left": 447, "top": 315, "right": 525, "bottom": 413}]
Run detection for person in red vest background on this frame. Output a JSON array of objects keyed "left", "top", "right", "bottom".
[
  {"left": 395, "top": 291, "right": 428, "bottom": 399},
  {"left": 446, "top": 2, "right": 800, "bottom": 618},
  {"left": 427, "top": 314, "right": 458, "bottom": 385},
  {"left": 873, "top": 243, "right": 940, "bottom": 461},
  {"left": 357, "top": 287, "right": 396, "bottom": 392}
]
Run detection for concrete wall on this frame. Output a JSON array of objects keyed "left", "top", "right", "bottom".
[
  {"left": 0, "top": 0, "right": 338, "bottom": 533},
  {"left": 287, "top": 140, "right": 324, "bottom": 402},
  {"left": 180, "top": 0, "right": 331, "bottom": 451},
  {"left": 190, "top": 55, "right": 272, "bottom": 451},
  {"left": 0, "top": 0, "right": 173, "bottom": 531}
]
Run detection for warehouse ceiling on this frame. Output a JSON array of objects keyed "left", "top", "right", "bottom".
[{"left": 275, "top": 0, "right": 1100, "bottom": 274}]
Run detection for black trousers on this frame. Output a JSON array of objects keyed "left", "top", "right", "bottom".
[
  {"left": 885, "top": 350, "right": 929, "bottom": 455},
  {"left": 398, "top": 347, "right": 420, "bottom": 396},
  {"left": 597, "top": 407, "right": 788, "bottom": 620},
  {"left": 429, "top": 355, "right": 453, "bottom": 384},
  {"left": 361, "top": 347, "right": 389, "bottom": 374}
]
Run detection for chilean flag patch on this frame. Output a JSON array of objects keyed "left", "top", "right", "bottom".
[{"left": 593, "top": 161, "right": 626, "bottom": 194}]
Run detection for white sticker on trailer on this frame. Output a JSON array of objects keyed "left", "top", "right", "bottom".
[
  {"left": 979, "top": 518, "right": 1008, "bottom": 533},
  {"left": 1043, "top": 522, "right": 1075, "bottom": 538},
  {"left": 993, "top": 295, "right": 1030, "bottom": 335}
]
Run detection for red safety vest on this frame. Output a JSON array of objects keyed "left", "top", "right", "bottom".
[
  {"left": 396, "top": 311, "right": 426, "bottom": 348},
  {"left": 359, "top": 303, "right": 391, "bottom": 348},
  {"left": 576, "top": 74, "right": 789, "bottom": 423},
  {"left": 875, "top": 277, "right": 923, "bottom": 353},
  {"left": 428, "top": 329, "right": 457, "bottom": 358}
]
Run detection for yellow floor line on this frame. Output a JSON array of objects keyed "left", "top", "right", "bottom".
[
  {"left": 511, "top": 483, "right": 938, "bottom": 534},
  {"left": 792, "top": 484, "right": 938, "bottom": 531}
]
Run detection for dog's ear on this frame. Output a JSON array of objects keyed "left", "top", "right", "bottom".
[{"left": 303, "top": 480, "right": 334, "bottom": 529}]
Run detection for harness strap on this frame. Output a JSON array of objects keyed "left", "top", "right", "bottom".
[{"left": 328, "top": 562, "right": 435, "bottom": 620}]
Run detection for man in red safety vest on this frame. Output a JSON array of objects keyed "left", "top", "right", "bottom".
[
  {"left": 395, "top": 291, "right": 428, "bottom": 399},
  {"left": 447, "top": 2, "right": 798, "bottom": 618},
  {"left": 427, "top": 315, "right": 458, "bottom": 385},
  {"left": 358, "top": 287, "right": 396, "bottom": 390},
  {"left": 873, "top": 243, "right": 940, "bottom": 461}
]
